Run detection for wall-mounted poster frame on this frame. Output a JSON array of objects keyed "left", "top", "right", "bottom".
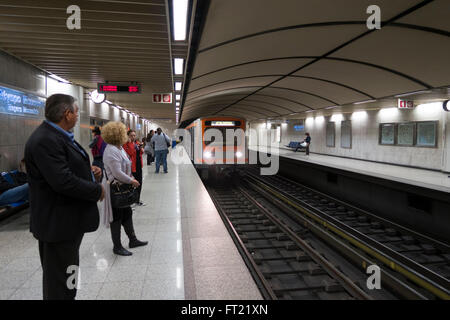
[
  {"left": 380, "top": 123, "right": 396, "bottom": 145},
  {"left": 341, "top": 120, "right": 352, "bottom": 149},
  {"left": 416, "top": 121, "right": 437, "bottom": 147},
  {"left": 397, "top": 122, "right": 415, "bottom": 146},
  {"left": 326, "top": 121, "right": 335, "bottom": 147}
]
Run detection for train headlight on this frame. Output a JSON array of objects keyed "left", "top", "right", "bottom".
[
  {"left": 236, "top": 151, "right": 243, "bottom": 158},
  {"left": 204, "top": 151, "right": 212, "bottom": 158}
]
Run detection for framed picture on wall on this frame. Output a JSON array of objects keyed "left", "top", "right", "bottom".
[
  {"left": 380, "top": 123, "right": 396, "bottom": 145},
  {"left": 341, "top": 120, "right": 352, "bottom": 148},
  {"left": 326, "top": 122, "right": 335, "bottom": 147},
  {"left": 416, "top": 121, "right": 437, "bottom": 147},
  {"left": 397, "top": 122, "right": 415, "bottom": 146}
]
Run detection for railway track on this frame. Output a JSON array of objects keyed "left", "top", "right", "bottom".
[
  {"left": 242, "top": 168, "right": 450, "bottom": 300},
  {"left": 205, "top": 168, "right": 450, "bottom": 300}
]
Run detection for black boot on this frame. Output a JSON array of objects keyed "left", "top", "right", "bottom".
[
  {"left": 110, "top": 220, "right": 132, "bottom": 256},
  {"left": 122, "top": 214, "right": 148, "bottom": 248}
]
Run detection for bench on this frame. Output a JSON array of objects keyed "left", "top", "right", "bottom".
[
  {"left": 0, "top": 170, "right": 29, "bottom": 222},
  {"left": 285, "top": 141, "right": 305, "bottom": 151}
]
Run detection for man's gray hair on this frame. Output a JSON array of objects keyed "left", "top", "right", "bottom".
[{"left": 45, "top": 94, "right": 76, "bottom": 123}]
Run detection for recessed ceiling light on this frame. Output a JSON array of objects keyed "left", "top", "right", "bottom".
[
  {"left": 353, "top": 99, "right": 376, "bottom": 105},
  {"left": 174, "top": 58, "right": 184, "bottom": 75},
  {"left": 395, "top": 90, "right": 432, "bottom": 98},
  {"left": 172, "top": 0, "right": 189, "bottom": 41},
  {"left": 48, "top": 73, "right": 70, "bottom": 84},
  {"left": 175, "top": 94, "right": 181, "bottom": 101},
  {"left": 175, "top": 82, "right": 182, "bottom": 91}
]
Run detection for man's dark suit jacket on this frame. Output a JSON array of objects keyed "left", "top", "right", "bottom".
[{"left": 25, "top": 121, "right": 102, "bottom": 242}]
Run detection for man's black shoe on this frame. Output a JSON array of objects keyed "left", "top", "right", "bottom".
[{"left": 113, "top": 247, "right": 133, "bottom": 256}]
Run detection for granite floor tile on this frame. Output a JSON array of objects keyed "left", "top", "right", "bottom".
[
  {"left": 9, "top": 286, "right": 42, "bottom": 300},
  {"left": 141, "top": 278, "right": 184, "bottom": 300},
  {"left": 97, "top": 281, "right": 143, "bottom": 300},
  {"left": 106, "top": 265, "right": 148, "bottom": 282}
]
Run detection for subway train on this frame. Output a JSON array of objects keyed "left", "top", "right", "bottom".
[{"left": 184, "top": 117, "right": 248, "bottom": 178}]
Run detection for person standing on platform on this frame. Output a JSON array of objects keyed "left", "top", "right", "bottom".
[
  {"left": 24, "top": 94, "right": 104, "bottom": 300},
  {"left": 101, "top": 122, "right": 148, "bottom": 256},
  {"left": 145, "top": 130, "right": 155, "bottom": 166},
  {"left": 296, "top": 132, "right": 311, "bottom": 155},
  {"left": 123, "top": 129, "right": 145, "bottom": 206},
  {"left": 89, "top": 126, "right": 107, "bottom": 170},
  {"left": 151, "top": 127, "right": 171, "bottom": 174}
]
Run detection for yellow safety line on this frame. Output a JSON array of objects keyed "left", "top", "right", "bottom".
[{"left": 255, "top": 180, "right": 450, "bottom": 300}]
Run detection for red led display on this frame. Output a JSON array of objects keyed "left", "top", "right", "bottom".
[
  {"left": 98, "top": 83, "right": 141, "bottom": 93},
  {"left": 99, "top": 85, "right": 118, "bottom": 92}
]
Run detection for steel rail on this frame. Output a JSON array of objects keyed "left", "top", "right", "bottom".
[{"left": 245, "top": 172, "right": 450, "bottom": 300}]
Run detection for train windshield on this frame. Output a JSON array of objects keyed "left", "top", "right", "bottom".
[{"left": 204, "top": 127, "right": 243, "bottom": 146}]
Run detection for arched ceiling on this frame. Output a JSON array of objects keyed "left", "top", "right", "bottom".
[{"left": 181, "top": 0, "right": 450, "bottom": 122}]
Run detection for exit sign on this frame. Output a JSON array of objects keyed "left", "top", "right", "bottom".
[
  {"left": 153, "top": 93, "right": 172, "bottom": 103},
  {"left": 398, "top": 99, "right": 414, "bottom": 109}
]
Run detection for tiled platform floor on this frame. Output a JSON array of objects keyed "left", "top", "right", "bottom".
[{"left": 0, "top": 147, "right": 261, "bottom": 300}]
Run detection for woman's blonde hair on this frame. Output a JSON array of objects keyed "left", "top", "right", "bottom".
[{"left": 101, "top": 121, "right": 128, "bottom": 146}]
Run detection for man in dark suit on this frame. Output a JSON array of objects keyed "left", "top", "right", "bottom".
[{"left": 25, "top": 94, "right": 104, "bottom": 300}]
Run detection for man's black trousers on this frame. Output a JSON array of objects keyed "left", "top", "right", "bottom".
[{"left": 38, "top": 234, "right": 83, "bottom": 300}]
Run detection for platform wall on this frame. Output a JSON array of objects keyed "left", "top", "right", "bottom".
[
  {"left": 249, "top": 103, "right": 450, "bottom": 172},
  {"left": 0, "top": 50, "right": 177, "bottom": 172},
  {"left": 0, "top": 51, "right": 87, "bottom": 172}
]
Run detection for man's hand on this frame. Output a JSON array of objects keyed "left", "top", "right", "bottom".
[
  {"left": 92, "top": 165, "right": 102, "bottom": 182},
  {"left": 99, "top": 184, "right": 105, "bottom": 201}
]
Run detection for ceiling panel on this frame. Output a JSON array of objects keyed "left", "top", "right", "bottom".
[
  {"left": 0, "top": 0, "right": 187, "bottom": 121},
  {"left": 182, "top": 0, "right": 449, "bottom": 123},
  {"left": 331, "top": 27, "right": 450, "bottom": 88},
  {"left": 188, "top": 58, "right": 313, "bottom": 92},
  {"left": 198, "top": 0, "right": 422, "bottom": 50},
  {"left": 276, "top": 77, "right": 368, "bottom": 105}
]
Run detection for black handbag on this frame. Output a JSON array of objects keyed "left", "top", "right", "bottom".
[{"left": 104, "top": 170, "right": 138, "bottom": 208}]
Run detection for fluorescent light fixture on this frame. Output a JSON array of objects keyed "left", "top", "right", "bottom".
[
  {"left": 175, "top": 82, "right": 182, "bottom": 91},
  {"left": 379, "top": 107, "right": 398, "bottom": 117},
  {"left": 326, "top": 105, "right": 338, "bottom": 109},
  {"left": 395, "top": 90, "right": 432, "bottom": 98},
  {"left": 48, "top": 73, "right": 70, "bottom": 83},
  {"left": 305, "top": 110, "right": 314, "bottom": 113},
  {"left": 105, "top": 100, "right": 112, "bottom": 104},
  {"left": 289, "top": 113, "right": 297, "bottom": 115},
  {"left": 330, "top": 114, "right": 343, "bottom": 122},
  {"left": 352, "top": 111, "right": 368, "bottom": 120},
  {"left": 174, "top": 58, "right": 184, "bottom": 75},
  {"left": 175, "top": 94, "right": 181, "bottom": 101},
  {"left": 176, "top": 102, "right": 180, "bottom": 106},
  {"left": 416, "top": 102, "right": 443, "bottom": 115},
  {"left": 172, "top": 0, "right": 188, "bottom": 41},
  {"left": 353, "top": 99, "right": 376, "bottom": 105},
  {"left": 176, "top": 107, "right": 180, "bottom": 110}
]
